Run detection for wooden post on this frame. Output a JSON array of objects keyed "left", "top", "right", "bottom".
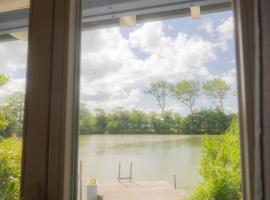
[
  {"left": 173, "top": 175, "right": 176, "bottom": 189},
  {"left": 118, "top": 162, "right": 121, "bottom": 182},
  {"left": 80, "top": 161, "right": 83, "bottom": 200},
  {"left": 129, "top": 162, "right": 133, "bottom": 182}
]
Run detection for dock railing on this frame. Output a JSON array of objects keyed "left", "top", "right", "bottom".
[{"left": 117, "top": 162, "right": 133, "bottom": 182}]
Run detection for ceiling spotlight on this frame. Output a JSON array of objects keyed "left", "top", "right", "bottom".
[
  {"left": 120, "top": 16, "right": 136, "bottom": 27},
  {"left": 190, "top": 5, "right": 201, "bottom": 20},
  {"left": 10, "top": 31, "right": 28, "bottom": 41}
]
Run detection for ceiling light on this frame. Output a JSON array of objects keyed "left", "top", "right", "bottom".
[
  {"left": 120, "top": 16, "right": 136, "bottom": 27},
  {"left": 10, "top": 31, "right": 28, "bottom": 41},
  {"left": 190, "top": 6, "right": 201, "bottom": 20}
]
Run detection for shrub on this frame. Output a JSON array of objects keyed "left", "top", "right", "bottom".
[
  {"left": 190, "top": 118, "right": 241, "bottom": 200},
  {"left": 0, "top": 136, "right": 22, "bottom": 200}
]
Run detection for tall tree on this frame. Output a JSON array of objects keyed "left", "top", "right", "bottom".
[
  {"left": 202, "top": 78, "right": 230, "bottom": 110},
  {"left": 146, "top": 80, "right": 172, "bottom": 114},
  {"left": 171, "top": 80, "right": 200, "bottom": 114}
]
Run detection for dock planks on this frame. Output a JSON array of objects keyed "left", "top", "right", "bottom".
[{"left": 97, "top": 181, "right": 184, "bottom": 200}]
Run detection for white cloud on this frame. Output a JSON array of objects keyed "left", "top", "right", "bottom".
[
  {"left": 80, "top": 21, "right": 218, "bottom": 111},
  {"left": 129, "top": 21, "right": 167, "bottom": 54},
  {"left": 198, "top": 19, "right": 214, "bottom": 35},
  {"left": 0, "top": 40, "right": 27, "bottom": 76},
  {"left": 216, "top": 16, "right": 234, "bottom": 51},
  {"left": 0, "top": 41, "right": 27, "bottom": 101}
]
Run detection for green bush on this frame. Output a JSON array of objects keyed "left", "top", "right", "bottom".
[
  {"left": 190, "top": 118, "right": 241, "bottom": 200},
  {"left": 0, "top": 136, "right": 22, "bottom": 200},
  {"left": 181, "top": 109, "right": 233, "bottom": 135}
]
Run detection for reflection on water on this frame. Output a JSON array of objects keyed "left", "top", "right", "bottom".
[{"left": 79, "top": 134, "right": 205, "bottom": 196}]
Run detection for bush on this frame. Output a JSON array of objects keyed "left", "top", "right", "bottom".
[
  {"left": 181, "top": 109, "right": 233, "bottom": 134},
  {"left": 190, "top": 118, "right": 241, "bottom": 200},
  {"left": 0, "top": 136, "right": 22, "bottom": 200}
]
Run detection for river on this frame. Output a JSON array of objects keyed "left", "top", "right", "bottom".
[{"left": 78, "top": 134, "right": 205, "bottom": 198}]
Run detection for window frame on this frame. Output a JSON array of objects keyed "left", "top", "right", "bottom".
[
  {"left": 21, "top": 0, "right": 81, "bottom": 199},
  {"left": 20, "top": 0, "right": 255, "bottom": 199}
]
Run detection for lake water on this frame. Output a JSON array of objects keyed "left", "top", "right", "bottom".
[{"left": 78, "top": 134, "right": 205, "bottom": 198}]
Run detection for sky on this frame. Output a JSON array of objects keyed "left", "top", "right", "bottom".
[{"left": 0, "top": 10, "right": 238, "bottom": 116}]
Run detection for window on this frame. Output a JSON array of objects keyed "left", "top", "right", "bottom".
[
  {"left": 0, "top": 0, "right": 257, "bottom": 199},
  {"left": 0, "top": 3, "right": 29, "bottom": 199},
  {"left": 77, "top": 1, "right": 242, "bottom": 200}
]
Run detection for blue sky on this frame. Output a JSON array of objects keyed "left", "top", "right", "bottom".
[{"left": 0, "top": 10, "right": 238, "bottom": 116}]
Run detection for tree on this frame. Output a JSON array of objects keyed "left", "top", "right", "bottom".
[
  {"left": 150, "top": 111, "right": 182, "bottom": 134},
  {"left": 0, "top": 75, "right": 9, "bottom": 136},
  {"left": 171, "top": 80, "right": 200, "bottom": 114},
  {"left": 2, "top": 92, "right": 25, "bottom": 136},
  {"left": 79, "top": 104, "right": 96, "bottom": 134},
  {"left": 94, "top": 108, "right": 108, "bottom": 134},
  {"left": 145, "top": 81, "right": 172, "bottom": 113},
  {"left": 181, "top": 109, "right": 233, "bottom": 135},
  {"left": 0, "top": 74, "right": 9, "bottom": 87},
  {"left": 4, "top": 92, "right": 25, "bottom": 124},
  {"left": 129, "top": 110, "right": 150, "bottom": 133},
  {"left": 202, "top": 79, "right": 230, "bottom": 110}
]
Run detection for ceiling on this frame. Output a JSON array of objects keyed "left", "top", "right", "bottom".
[{"left": 0, "top": 0, "right": 231, "bottom": 40}]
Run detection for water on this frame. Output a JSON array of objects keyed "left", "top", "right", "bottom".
[{"left": 79, "top": 134, "right": 205, "bottom": 198}]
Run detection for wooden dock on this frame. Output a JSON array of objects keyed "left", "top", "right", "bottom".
[{"left": 97, "top": 181, "right": 184, "bottom": 200}]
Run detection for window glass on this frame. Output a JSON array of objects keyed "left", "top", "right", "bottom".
[
  {"left": 0, "top": 5, "right": 29, "bottom": 199},
  {"left": 77, "top": 1, "right": 240, "bottom": 200}
]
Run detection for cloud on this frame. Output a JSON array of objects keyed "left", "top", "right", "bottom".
[
  {"left": 80, "top": 21, "right": 218, "bottom": 111},
  {"left": 216, "top": 16, "right": 234, "bottom": 50},
  {"left": 129, "top": 21, "right": 167, "bottom": 54},
  {"left": 0, "top": 40, "right": 27, "bottom": 77},
  {"left": 80, "top": 28, "right": 135, "bottom": 82},
  {"left": 0, "top": 41, "right": 27, "bottom": 101},
  {"left": 198, "top": 19, "right": 214, "bottom": 35}
]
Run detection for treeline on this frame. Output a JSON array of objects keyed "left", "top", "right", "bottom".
[
  {"left": 79, "top": 78, "right": 235, "bottom": 135},
  {"left": 80, "top": 105, "right": 235, "bottom": 135}
]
